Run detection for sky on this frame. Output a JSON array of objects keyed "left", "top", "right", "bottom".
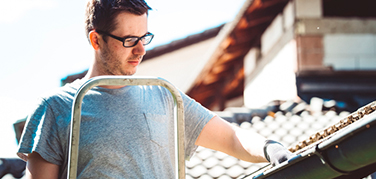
[{"left": 0, "top": 0, "right": 246, "bottom": 157}]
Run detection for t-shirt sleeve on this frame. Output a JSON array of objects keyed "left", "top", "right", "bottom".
[
  {"left": 180, "top": 92, "right": 216, "bottom": 159},
  {"left": 17, "top": 98, "right": 64, "bottom": 166}
]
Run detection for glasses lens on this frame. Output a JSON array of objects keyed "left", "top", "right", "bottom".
[
  {"left": 142, "top": 34, "right": 154, "bottom": 45},
  {"left": 123, "top": 38, "right": 138, "bottom": 47},
  {"left": 122, "top": 33, "right": 154, "bottom": 47}
]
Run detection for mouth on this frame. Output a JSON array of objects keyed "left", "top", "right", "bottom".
[
  {"left": 127, "top": 60, "right": 140, "bottom": 66},
  {"left": 127, "top": 56, "right": 142, "bottom": 66}
]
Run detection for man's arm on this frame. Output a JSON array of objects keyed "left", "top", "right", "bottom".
[
  {"left": 196, "top": 115, "right": 268, "bottom": 163},
  {"left": 25, "top": 152, "right": 59, "bottom": 179}
]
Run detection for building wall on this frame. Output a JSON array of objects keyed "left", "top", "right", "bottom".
[
  {"left": 244, "top": 40, "right": 297, "bottom": 108},
  {"left": 243, "top": 1, "right": 298, "bottom": 108},
  {"left": 295, "top": 0, "right": 322, "bottom": 18},
  {"left": 261, "top": 14, "right": 284, "bottom": 56},
  {"left": 296, "top": 35, "right": 325, "bottom": 71},
  {"left": 323, "top": 34, "right": 376, "bottom": 70},
  {"left": 296, "top": 31, "right": 376, "bottom": 71},
  {"left": 293, "top": 0, "right": 376, "bottom": 71},
  {"left": 243, "top": 0, "right": 376, "bottom": 108}
]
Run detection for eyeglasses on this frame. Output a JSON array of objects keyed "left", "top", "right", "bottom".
[{"left": 96, "top": 30, "right": 154, "bottom": 48}]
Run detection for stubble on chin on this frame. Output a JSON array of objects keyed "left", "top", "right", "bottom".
[
  {"left": 123, "top": 55, "right": 143, "bottom": 75},
  {"left": 99, "top": 44, "right": 143, "bottom": 76},
  {"left": 104, "top": 56, "right": 143, "bottom": 76}
]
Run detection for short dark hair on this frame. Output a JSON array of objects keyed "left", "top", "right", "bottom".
[{"left": 85, "top": 0, "right": 151, "bottom": 41}]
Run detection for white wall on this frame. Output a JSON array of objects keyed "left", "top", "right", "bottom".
[
  {"left": 295, "top": 0, "right": 322, "bottom": 18},
  {"left": 261, "top": 14, "right": 284, "bottom": 55},
  {"left": 261, "top": 0, "right": 294, "bottom": 57},
  {"left": 323, "top": 34, "right": 376, "bottom": 70},
  {"left": 244, "top": 48, "right": 259, "bottom": 78},
  {"left": 244, "top": 40, "right": 298, "bottom": 108},
  {"left": 283, "top": 1, "right": 295, "bottom": 31}
]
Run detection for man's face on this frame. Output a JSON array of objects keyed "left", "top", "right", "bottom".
[{"left": 97, "top": 12, "right": 148, "bottom": 76}]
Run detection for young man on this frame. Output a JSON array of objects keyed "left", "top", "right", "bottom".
[{"left": 17, "top": 0, "right": 295, "bottom": 178}]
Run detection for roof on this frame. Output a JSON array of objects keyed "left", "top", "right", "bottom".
[{"left": 186, "top": 0, "right": 290, "bottom": 110}]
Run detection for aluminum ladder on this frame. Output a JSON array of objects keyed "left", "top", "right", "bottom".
[{"left": 66, "top": 76, "right": 185, "bottom": 179}]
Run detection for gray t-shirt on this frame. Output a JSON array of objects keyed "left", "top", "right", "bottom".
[{"left": 18, "top": 79, "right": 215, "bottom": 178}]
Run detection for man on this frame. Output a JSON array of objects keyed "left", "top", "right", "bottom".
[{"left": 17, "top": 0, "right": 295, "bottom": 178}]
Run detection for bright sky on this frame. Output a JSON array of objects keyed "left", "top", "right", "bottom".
[{"left": 0, "top": 0, "right": 246, "bottom": 157}]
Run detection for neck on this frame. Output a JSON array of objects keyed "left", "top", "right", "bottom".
[{"left": 83, "top": 67, "right": 127, "bottom": 89}]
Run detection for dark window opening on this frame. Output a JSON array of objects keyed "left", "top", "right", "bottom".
[{"left": 323, "top": 0, "right": 376, "bottom": 18}]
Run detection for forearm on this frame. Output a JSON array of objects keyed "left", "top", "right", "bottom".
[
  {"left": 196, "top": 116, "right": 268, "bottom": 163},
  {"left": 230, "top": 126, "right": 268, "bottom": 163}
]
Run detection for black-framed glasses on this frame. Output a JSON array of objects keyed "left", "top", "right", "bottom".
[{"left": 96, "top": 30, "right": 154, "bottom": 48}]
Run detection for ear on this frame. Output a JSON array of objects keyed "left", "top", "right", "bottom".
[{"left": 89, "top": 30, "right": 100, "bottom": 50}]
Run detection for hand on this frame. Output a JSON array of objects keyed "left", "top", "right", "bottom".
[{"left": 263, "top": 140, "right": 296, "bottom": 166}]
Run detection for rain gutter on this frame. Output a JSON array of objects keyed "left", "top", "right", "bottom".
[{"left": 243, "top": 111, "right": 376, "bottom": 179}]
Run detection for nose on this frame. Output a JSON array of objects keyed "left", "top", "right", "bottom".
[{"left": 132, "top": 40, "right": 146, "bottom": 56}]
